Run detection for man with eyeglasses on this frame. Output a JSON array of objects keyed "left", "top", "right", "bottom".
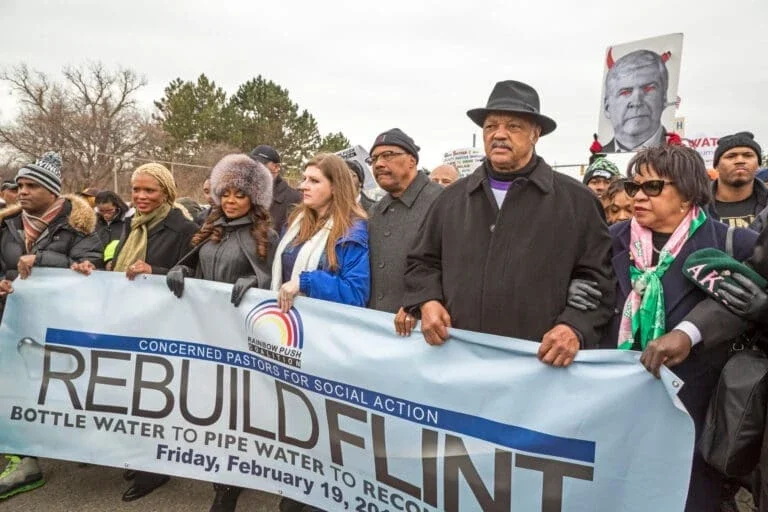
[
  {"left": 366, "top": 128, "right": 442, "bottom": 330},
  {"left": 403, "top": 81, "right": 615, "bottom": 366}
]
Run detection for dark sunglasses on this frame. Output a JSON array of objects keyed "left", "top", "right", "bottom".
[{"left": 623, "top": 179, "right": 674, "bottom": 198}]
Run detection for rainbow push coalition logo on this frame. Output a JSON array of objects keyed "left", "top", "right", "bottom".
[{"left": 245, "top": 300, "right": 304, "bottom": 368}]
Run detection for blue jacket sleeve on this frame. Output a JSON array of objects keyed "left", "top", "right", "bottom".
[{"left": 298, "top": 240, "right": 371, "bottom": 307}]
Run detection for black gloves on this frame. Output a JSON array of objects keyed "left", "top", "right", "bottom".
[
  {"left": 231, "top": 275, "right": 261, "bottom": 307},
  {"left": 719, "top": 273, "right": 768, "bottom": 326},
  {"left": 567, "top": 279, "right": 602, "bottom": 311},
  {"left": 166, "top": 265, "right": 192, "bottom": 298}
]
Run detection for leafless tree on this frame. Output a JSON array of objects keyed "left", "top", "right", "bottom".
[{"left": 0, "top": 62, "right": 155, "bottom": 192}]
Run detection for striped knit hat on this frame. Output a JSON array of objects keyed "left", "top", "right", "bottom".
[{"left": 16, "top": 152, "right": 63, "bottom": 196}]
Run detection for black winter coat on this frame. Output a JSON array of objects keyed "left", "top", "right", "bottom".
[
  {"left": 707, "top": 178, "right": 768, "bottom": 232},
  {"left": 404, "top": 158, "right": 616, "bottom": 346},
  {"left": 0, "top": 196, "right": 104, "bottom": 278},
  {"left": 270, "top": 175, "right": 301, "bottom": 233},
  {"left": 96, "top": 216, "right": 127, "bottom": 246},
  {"left": 112, "top": 208, "right": 198, "bottom": 275}
]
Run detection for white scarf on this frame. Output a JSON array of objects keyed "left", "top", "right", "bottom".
[{"left": 271, "top": 213, "right": 334, "bottom": 291}]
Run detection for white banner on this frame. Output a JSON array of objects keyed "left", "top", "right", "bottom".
[{"left": 0, "top": 269, "right": 695, "bottom": 511}]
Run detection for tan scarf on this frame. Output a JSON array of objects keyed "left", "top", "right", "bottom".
[
  {"left": 21, "top": 197, "right": 66, "bottom": 253},
  {"left": 113, "top": 203, "right": 172, "bottom": 272}
]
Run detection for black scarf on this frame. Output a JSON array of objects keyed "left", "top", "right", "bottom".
[{"left": 486, "top": 153, "right": 540, "bottom": 182}]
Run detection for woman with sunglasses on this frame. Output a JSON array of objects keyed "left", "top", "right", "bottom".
[{"left": 574, "top": 145, "right": 757, "bottom": 511}]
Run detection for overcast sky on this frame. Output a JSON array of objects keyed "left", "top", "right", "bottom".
[{"left": 1, "top": 0, "right": 766, "bottom": 172}]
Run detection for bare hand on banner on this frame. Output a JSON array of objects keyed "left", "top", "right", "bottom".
[
  {"left": 538, "top": 324, "right": 579, "bottom": 367},
  {"left": 126, "top": 260, "right": 152, "bottom": 280},
  {"left": 394, "top": 307, "right": 417, "bottom": 337},
  {"left": 640, "top": 330, "right": 692, "bottom": 379},
  {"left": 278, "top": 279, "right": 301, "bottom": 313},
  {"left": 71, "top": 260, "right": 96, "bottom": 276},
  {"left": 0, "top": 279, "right": 13, "bottom": 296},
  {"left": 419, "top": 300, "right": 451, "bottom": 345},
  {"left": 17, "top": 254, "right": 36, "bottom": 279}
]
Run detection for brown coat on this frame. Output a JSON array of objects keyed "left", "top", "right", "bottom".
[{"left": 404, "top": 159, "right": 616, "bottom": 346}]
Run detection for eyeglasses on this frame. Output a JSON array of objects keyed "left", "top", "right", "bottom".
[
  {"left": 623, "top": 180, "right": 675, "bottom": 198},
  {"left": 365, "top": 151, "right": 407, "bottom": 165}
]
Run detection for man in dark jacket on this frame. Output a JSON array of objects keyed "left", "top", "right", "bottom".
[
  {"left": 345, "top": 159, "right": 376, "bottom": 212},
  {"left": 0, "top": 152, "right": 103, "bottom": 501},
  {"left": 249, "top": 145, "right": 301, "bottom": 232},
  {"left": 403, "top": 81, "right": 615, "bottom": 366},
  {"left": 706, "top": 132, "right": 768, "bottom": 231},
  {"left": 366, "top": 129, "right": 442, "bottom": 322}
]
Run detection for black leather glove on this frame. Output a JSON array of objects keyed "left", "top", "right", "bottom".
[
  {"left": 231, "top": 275, "right": 261, "bottom": 307},
  {"left": 567, "top": 279, "right": 602, "bottom": 311},
  {"left": 166, "top": 265, "right": 192, "bottom": 298},
  {"left": 719, "top": 273, "right": 768, "bottom": 326}
]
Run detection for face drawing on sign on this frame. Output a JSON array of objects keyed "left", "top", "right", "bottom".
[{"left": 604, "top": 50, "right": 669, "bottom": 151}]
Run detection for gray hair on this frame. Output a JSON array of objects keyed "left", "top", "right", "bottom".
[{"left": 604, "top": 50, "right": 669, "bottom": 108}]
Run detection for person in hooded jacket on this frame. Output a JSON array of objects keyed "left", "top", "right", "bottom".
[{"left": 165, "top": 154, "right": 278, "bottom": 512}]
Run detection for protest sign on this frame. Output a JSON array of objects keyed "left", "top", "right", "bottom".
[
  {"left": 442, "top": 148, "right": 484, "bottom": 177},
  {"left": 598, "top": 33, "right": 684, "bottom": 153}
]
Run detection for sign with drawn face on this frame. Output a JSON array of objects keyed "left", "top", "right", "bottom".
[{"left": 598, "top": 33, "right": 684, "bottom": 153}]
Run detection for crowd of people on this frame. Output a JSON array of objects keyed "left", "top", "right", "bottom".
[{"left": 0, "top": 77, "right": 766, "bottom": 512}]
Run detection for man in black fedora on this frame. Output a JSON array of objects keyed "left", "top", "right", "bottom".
[{"left": 403, "top": 80, "right": 615, "bottom": 366}]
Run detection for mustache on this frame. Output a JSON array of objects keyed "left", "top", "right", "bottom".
[{"left": 491, "top": 141, "right": 512, "bottom": 150}]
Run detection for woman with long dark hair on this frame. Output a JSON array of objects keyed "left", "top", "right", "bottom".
[
  {"left": 168, "top": 154, "right": 277, "bottom": 297},
  {"left": 166, "top": 154, "right": 277, "bottom": 512}
]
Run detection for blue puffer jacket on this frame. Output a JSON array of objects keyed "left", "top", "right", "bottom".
[{"left": 298, "top": 219, "right": 370, "bottom": 307}]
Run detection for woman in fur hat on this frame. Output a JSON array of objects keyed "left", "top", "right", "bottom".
[
  {"left": 167, "top": 153, "right": 277, "bottom": 302},
  {"left": 165, "top": 154, "right": 278, "bottom": 512},
  {"left": 273, "top": 153, "right": 370, "bottom": 512}
]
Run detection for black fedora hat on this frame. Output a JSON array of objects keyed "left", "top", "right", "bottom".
[{"left": 467, "top": 80, "right": 557, "bottom": 136}]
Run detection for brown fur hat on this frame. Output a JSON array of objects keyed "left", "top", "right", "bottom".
[{"left": 209, "top": 154, "right": 273, "bottom": 211}]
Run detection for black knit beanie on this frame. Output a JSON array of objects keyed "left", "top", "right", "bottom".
[
  {"left": 345, "top": 159, "right": 365, "bottom": 185},
  {"left": 369, "top": 128, "right": 420, "bottom": 163},
  {"left": 714, "top": 132, "right": 762, "bottom": 168}
]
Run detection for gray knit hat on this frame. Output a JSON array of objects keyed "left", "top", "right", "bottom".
[
  {"left": 16, "top": 151, "right": 63, "bottom": 196},
  {"left": 210, "top": 154, "right": 273, "bottom": 211}
]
